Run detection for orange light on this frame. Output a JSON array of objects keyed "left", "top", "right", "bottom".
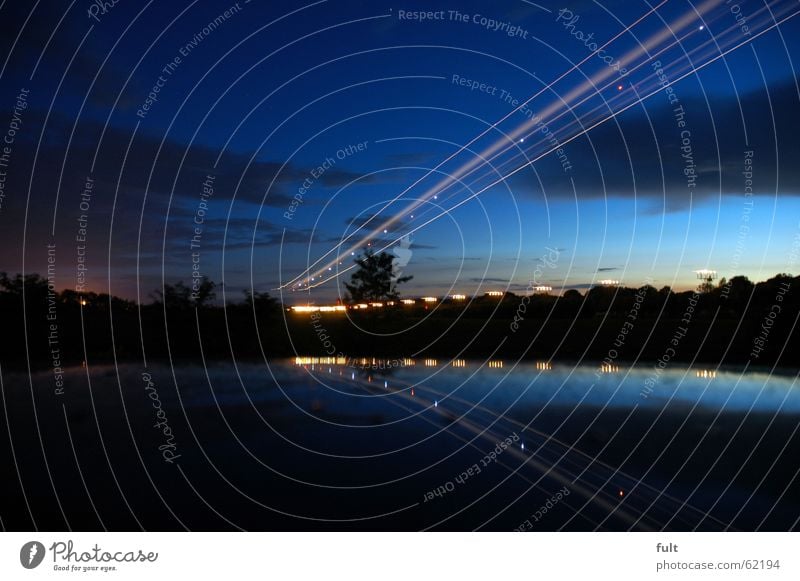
[
  {"left": 294, "top": 356, "right": 347, "bottom": 366},
  {"left": 617, "top": 84, "right": 623, "bottom": 91},
  {"left": 619, "top": 490, "right": 625, "bottom": 497},
  {"left": 290, "top": 305, "right": 346, "bottom": 313},
  {"left": 600, "top": 363, "right": 619, "bottom": 373}
]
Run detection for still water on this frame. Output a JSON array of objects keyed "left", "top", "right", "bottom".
[{"left": 4, "top": 358, "right": 799, "bottom": 531}]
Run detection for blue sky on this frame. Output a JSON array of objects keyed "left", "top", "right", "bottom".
[{"left": 1, "top": 0, "right": 799, "bottom": 302}]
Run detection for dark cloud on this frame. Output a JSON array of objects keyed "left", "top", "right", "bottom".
[
  {"left": 0, "top": 107, "right": 373, "bottom": 294},
  {"left": 511, "top": 80, "right": 800, "bottom": 211},
  {"left": 383, "top": 151, "right": 437, "bottom": 165}
]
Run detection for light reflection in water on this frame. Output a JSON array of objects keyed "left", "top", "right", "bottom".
[
  {"left": 599, "top": 363, "right": 619, "bottom": 374},
  {"left": 259, "top": 358, "right": 800, "bottom": 414}
]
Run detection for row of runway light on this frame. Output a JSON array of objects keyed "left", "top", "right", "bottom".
[
  {"left": 288, "top": 291, "right": 507, "bottom": 312},
  {"left": 279, "top": 0, "right": 800, "bottom": 294},
  {"left": 287, "top": 269, "right": 720, "bottom": 312},
  {"left": 286, "top": 280, "right": 636, "bottom": 312},
  {"left": 288, "top": 269, "right": 726, "bottom": 312}
]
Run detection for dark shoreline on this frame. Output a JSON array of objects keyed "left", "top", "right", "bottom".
[
  {"left": 2, "top": 273, "right": 799, "bottom": 372},
  {"left": 9, "top": 353, "right": 800, "bottom": 375}
]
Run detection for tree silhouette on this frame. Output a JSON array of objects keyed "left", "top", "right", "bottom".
[
  {"left": 344, "top": 249, "right": 412, "bottom": 303},
  {"left": 244, "top": 289, "right": 279, "bottom": 320},
  {"left": 150, "top": 277, "right": 217, "bottom": 308}
]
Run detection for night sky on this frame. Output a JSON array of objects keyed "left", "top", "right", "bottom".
[{"left": 1, "top": 0, "right": 799, "bottom": 303}]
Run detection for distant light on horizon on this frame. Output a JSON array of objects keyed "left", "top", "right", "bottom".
[
  {"left": 600, "top": 363, "right": 619, "bottom": 373},
  {"left": 294, "top": 356, "right": 347, "bottom": 365},
  {"left": 290, "top": 305, "right": 346, "bottom": 313}
]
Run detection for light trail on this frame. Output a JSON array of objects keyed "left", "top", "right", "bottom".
[
  {"left": 278, "top": 0, "right": 674, "bottom": 290},
  {"left": 346, "top": 19, "right": 715, "bottom": 243},
  {"left": 361, "top": 16, "right": 718, "bottom": 240},
  {"left": 284, "top": 0, "right": 797, "bottom": 290},
  {"left": 391, "top": 0, "right": 800, "bottom": 247},
  {"left": 284, "top": 0, "right": 728, "bottom": 290},
  {"left": 378, "top": 0, "right": 791, "bottom": 230},
  {"left": 299, "top": 4, "right": 800, "bottom": 290}
]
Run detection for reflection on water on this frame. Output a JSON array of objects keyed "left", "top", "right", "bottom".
[
  {"left": 294, "top": 356, "right": 347, "bottom": 366},
  {"left": 10, "top": 357, "right": 795, "bottom": 531},
  {"left": 290, "top": 356, "right": 800, "bottom": 414},
  {"left": 599, "top": 362, "right": 620, "bottom": 374},
  {"left": 289, "top": 358, "right": 537, "bottom": 372}
]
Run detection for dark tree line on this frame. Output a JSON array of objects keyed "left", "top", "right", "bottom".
[
  {"left": 0, "top": 272, "right": 283, "bottom": 368},
  {"left": 1, "top": 270, "right": 798, "bottom": 368}
]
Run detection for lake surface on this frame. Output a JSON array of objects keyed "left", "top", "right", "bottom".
[{"left": 2, "top": 358, "right": 798, "bottom": 531}]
